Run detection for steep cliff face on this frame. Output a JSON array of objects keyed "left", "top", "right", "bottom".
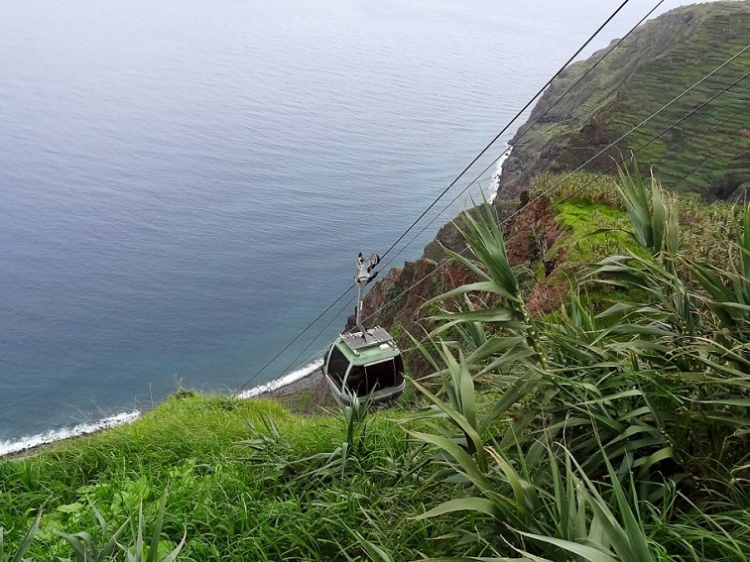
[
  {"left": 498, "top": 1, "right": 750, "bottom": 200},
  {"left": 353, "top": 1, "right": 750, "bottom": 377}
]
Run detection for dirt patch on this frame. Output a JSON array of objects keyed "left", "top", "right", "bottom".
[
  {"left": 504, "top": 196, "right": 562, "bottom": 268},
  {"left": 526, "top": 283, "right": 567, "bottom": 317},
  {"left": 580, "top": 121, "right": 609, "bottom": 145}
]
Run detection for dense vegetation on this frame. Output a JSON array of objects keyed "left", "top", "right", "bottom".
[
  {"left": 2, "top": 167, "right": 749, "bottom": 560},
  {"left": 499, "top": 1, "right": 750, "bottom": 198},
  {"left": 0, "top": 394, "right": 455, "bottom": 560}
]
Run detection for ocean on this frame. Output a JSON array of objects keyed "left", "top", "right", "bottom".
[{"left": 0, "top": 0, "right": 686, "bottom": 452}]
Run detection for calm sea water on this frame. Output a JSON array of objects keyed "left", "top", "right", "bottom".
[{"left": 0, "top": 0, "right": 685, "bottom": 445}]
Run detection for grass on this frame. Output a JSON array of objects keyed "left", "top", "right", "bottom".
[
  {"left": 275, "top": 389, "right": 327, "bottom": 414},
  {"left": 536, "top": 170, "right": 743, "bottom": 267},
  {"left": 552, "top": 198, "right": 640, "bottom": 265},
  {"left": 3, "top": 170, "right": 750, "bottom": 560},
  {"left": 403, "top": 176, "right": 750, "bottom": 560},
  {"left": 0, "top": 394, "right": 470, "bottom": 561}
]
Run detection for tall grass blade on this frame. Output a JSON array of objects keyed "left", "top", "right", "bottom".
[{"left": 10, "top": 510, "right": 41, "bottom": 562}]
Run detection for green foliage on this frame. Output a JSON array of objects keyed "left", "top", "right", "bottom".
[
  {"left": 547, "top": 170, "right": 742, "bottom": 267},
  {"left": 503, "top": 2, "right": 750, "bottom": 198},
  {"left": 614, "top": 163, "right": 680, "bottom": 258},
  {"left": 1, "top": 510, "right": 41, "bottom": 562},
  {"left": 425, "top": 200, "right": 547, "bottom": 370},
  {"left": 2, "top": 173, "right": 750, "bottom": 560},
  {"left": 688, "top": 202, "right": 750, "bottom": 327},
  {"left": 54, "top": 493, "right": 184, "bottom": 562},
  {"left": 0, "top": 395, "right": 458, "bottom": 560},
  {"left": 406, "top": 173, "right": 750, "bottom": 560},
  {"left": 56, "top": 502, "right": 129, "bottom": 562},
  {"left": 122, "top": 492, "right": 185, "bottom": 562}
]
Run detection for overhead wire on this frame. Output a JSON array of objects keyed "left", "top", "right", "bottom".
[
  {"left": 376, "top": 0, "right": 635, "bottom": 263},
  {"left": 375, "top": 0, "right": 668, "bottom": 273},
  {"left": 232, "top": 0, "right": 641, "bottom": 395},
  {"left": 358, "top": 52, "right": 750, "bottom": 329},
  {"left": 365, "top": 63, "right": 750, "bottom": 324},
  {"left": 239, "top": 40, "right": 749, "bottom": 397},
  {"left": 269, "top": 295, "right": 359, "bottom": 390},
  {"left": 552, "top": 68, "right": 750, "bottom": 210},
  {"left": 233, "top": 284, "right": 356, "bottom": 395},
  {"left": 265, "top": 53, "right": 750, "bottom": 390},
  {"left": 672, "top": 98, "right": 750, "bottom": 186},
  {"left": 394, "top": 40, "right": 750, "bottom": 277},
  {"left": 433, "top": 42, "right": 750, "bottom": 253},
  {"left": 236, "top": 2, "right": 748, "bottom": 396}
]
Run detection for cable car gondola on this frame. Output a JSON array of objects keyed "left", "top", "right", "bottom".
[{"left": 323, "top": 253, "right": 406, "bottom": 406}]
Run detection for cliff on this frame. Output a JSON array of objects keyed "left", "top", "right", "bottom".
[
  {"left": 499, "top": 1, "right": 750, "bottom": 200},
  {"left": 354, "top": 1, "right": 750, "bottom": 374}
]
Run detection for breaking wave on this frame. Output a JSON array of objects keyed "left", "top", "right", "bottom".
[
  {"left": 0, "top": 410, "right": 140, "bottom": 458},
  {"left": 489, "top": 144, "right": 513, "bottom": 203},
  {"left": 237, "top": 357, "right": 324, "bottom": 399}
]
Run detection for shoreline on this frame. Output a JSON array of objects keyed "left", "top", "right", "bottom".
[
  {"left": 489, "top": 144, "right": 513, "bottom": 203},
  {"left": 0, "top": 140, "right": 513, "bottom": 460},
  {"left": 0, "top": 367, "right": 326, "bottom": 460},
  {"left": 264, "top": 368, "right": 325, "bottom": 398}
]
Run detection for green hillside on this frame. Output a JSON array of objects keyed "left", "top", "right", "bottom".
[
  {"left": 2, "top": 171, "right": 750, "bottom": 560},
  {"left": 499, "top": 1, "right": 750, "bottom": 199}
]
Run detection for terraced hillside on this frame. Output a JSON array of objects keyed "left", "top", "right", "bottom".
[{"left": 498, "top": 1, "right": 750, "bottom": 199}]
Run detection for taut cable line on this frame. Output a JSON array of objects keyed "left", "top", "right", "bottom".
[
  {"left": 358, "top": 61, "right": 750, "bottom": 330},
  {"left": 254, "top": 67, "right": 750, "bottom": 394},
  {"left": 376, "top": 0, "right": 667, "bottom": 274},
  {"left": 233, "top": 1, "right": 696, "bottom": 395}
]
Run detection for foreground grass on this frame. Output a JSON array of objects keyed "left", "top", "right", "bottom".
[
  {"left": 0, "top": 394, "right": 463, "bottom": 561},
  {"left": 404, "top": 169, "right": 750, "bottom": 561}
]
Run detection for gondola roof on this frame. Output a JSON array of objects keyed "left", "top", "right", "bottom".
[{"left": 333, "top": 326, "right": 400, "bottom": 364}]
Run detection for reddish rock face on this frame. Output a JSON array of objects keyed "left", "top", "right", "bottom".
[{"left": 347, "top": 196, "right": 565, "bottom": 379}]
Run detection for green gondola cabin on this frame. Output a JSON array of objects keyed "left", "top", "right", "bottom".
[{"left": 323, "top": 326, "right": 405, "bottom": 406}]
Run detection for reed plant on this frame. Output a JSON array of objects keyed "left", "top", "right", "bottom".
[
  {"left": 1, "top": 510, "right": 40, "bottom": 562},
  {"left": 405, "top": 172, "right": 750, "bottom": 560}
]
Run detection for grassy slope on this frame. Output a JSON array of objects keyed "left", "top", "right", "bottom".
[
  {"left": 499, "top": 1, "right": 750, "bottom": 198},
  {"left": 0, "top": 394, "right": 463, "bottom": 561},
  {"left": 2, "top": 174, "right": 747, "bottom": 560},
  {"left": 615, "top": 5, "right": 750, "bottom": 193}
]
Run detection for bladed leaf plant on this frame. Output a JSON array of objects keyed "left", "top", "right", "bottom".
[
  {"left": 406, "top": 172, "right": 750, "bottom": 560},
  {"left": 0, "top": 510, "right": 41, "bottom": 562}
]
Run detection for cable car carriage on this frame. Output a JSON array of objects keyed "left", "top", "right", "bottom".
[{"left": 323, "top": 253, "right": 406, "bottom": 406}]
